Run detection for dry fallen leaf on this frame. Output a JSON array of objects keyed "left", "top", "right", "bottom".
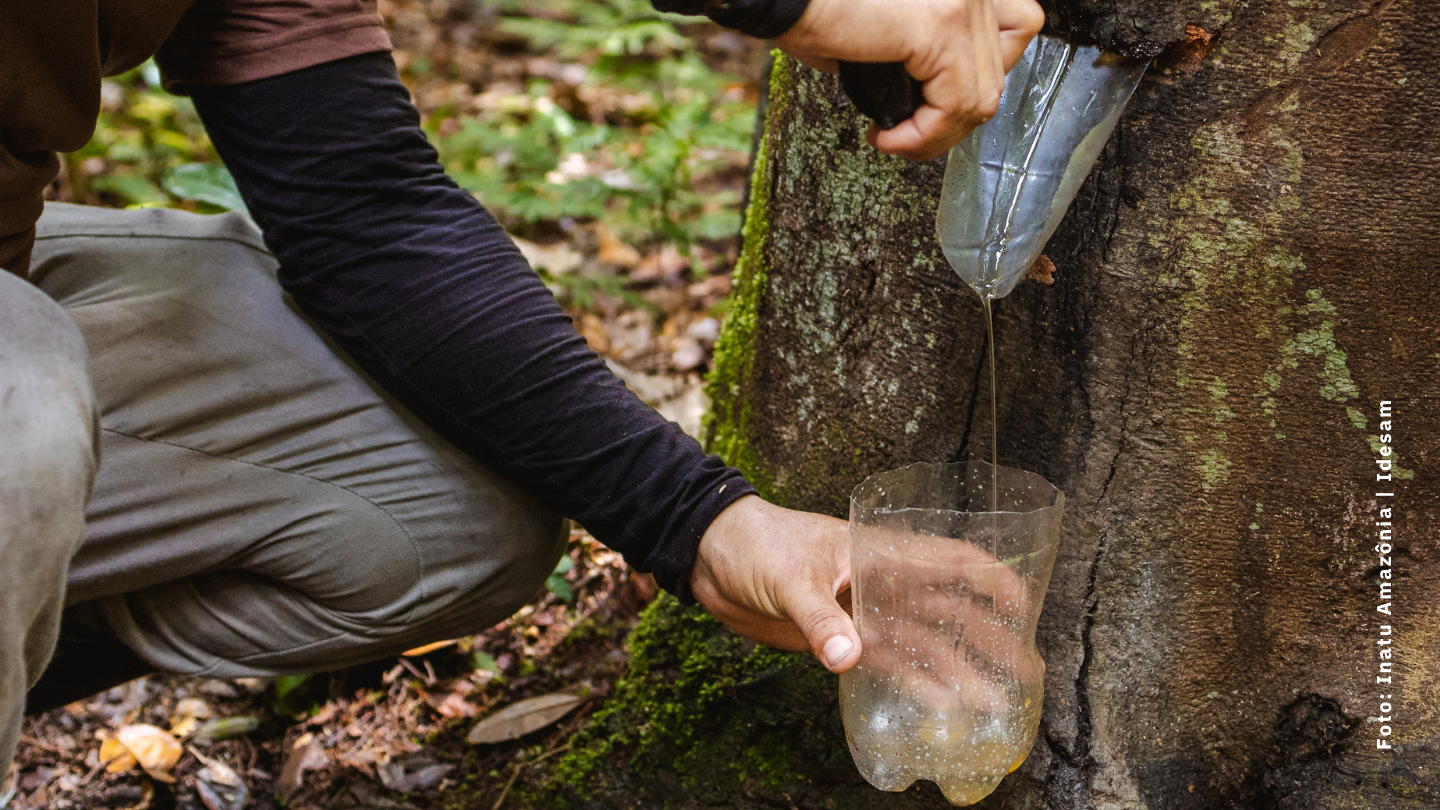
[
  {"left": 116, "top": 724, "right": 183, "bottom": 783},
  {"left": 467, "top": 692, "right": 582, "bottom": 744},
  {"left": 376, "top": 753, "right": 454, "bottom": 793},
  {"left": 100, "top": 737, "right": 138, "bottom": 774},
  {"left": 431, "top": 691, "right": 480, "bottom": 719},
  {"left": 169, "top": 697, "right": 211, "bottom": 737},
  {"left": 512, "top": 236, "right": 583, "bottom": 275},
  {"left": 276, "top": 733, "right": 327, "bottom": 801},
  {"left": 595, "top": 224, "right": 641, "bottom": 268},
  {"left": 188, "top": 747, "right": 241, "bottom": 786},
  {"left": 631, "top": 244, "right": 687, "bottom": 284},
  {"left": 190, "top": 746, "right": 249, "bottom": 810}
]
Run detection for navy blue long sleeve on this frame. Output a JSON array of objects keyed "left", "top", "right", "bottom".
[
  {"left": 655, "top": 0, "right": 809, "bottom": 39},
  {"left": 188, "top": 52, "right": 755, "bottom": 601}
]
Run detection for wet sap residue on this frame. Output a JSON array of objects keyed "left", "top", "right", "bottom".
[
  {"left": 838, "top": 520, "right": 1050, "bottom": 806},
  {"left": 841, "top": 676, "right": 1041, "bottom": 805}
]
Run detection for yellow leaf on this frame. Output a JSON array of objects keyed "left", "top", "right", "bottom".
[
  {"left": 169, "top": 697, "right": 210, "bottom": 737},
  {"left": 116, "top": 724, "right": 183, "bottom": 783},
  {"left": 100, "top": 737, "right": 138, "bottom": 773}
]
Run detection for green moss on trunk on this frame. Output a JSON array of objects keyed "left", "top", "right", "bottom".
[
  {"left": 536, "top": 597, "right": 844, "bottom": 809},
  {"left": 703, "top": 53, "right": 792, "bottom": 501}
]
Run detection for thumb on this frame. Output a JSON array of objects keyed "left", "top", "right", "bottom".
[{"left": 788, "top": 584, "right": 862, "bottom": 673}]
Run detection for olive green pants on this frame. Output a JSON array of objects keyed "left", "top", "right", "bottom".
[{"left": 1, "top": 203, "right": 567, "bottom": 773}]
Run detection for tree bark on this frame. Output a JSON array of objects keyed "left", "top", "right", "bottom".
[{"left": 546, "top": 1, "right": 1440, "bottom": 807}]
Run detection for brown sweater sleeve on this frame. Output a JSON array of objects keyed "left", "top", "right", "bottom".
[
  {"left": 0, "top": 0, "right": 388, "bottom": 276},
  {"left": 0, "top": 4, "right": 104, "bottom": 276},
  {"left": 156, "top": 0, "right": 391, "bottom": 88}
]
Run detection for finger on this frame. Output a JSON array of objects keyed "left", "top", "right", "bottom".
[
  {"left": 945, "top": 544, "right": 1032, "bottom": 617},
  {"left": 863, "top": 593, "right": 1038, "bottom": 682},
  {"left": 875, "top": 53, "right": 1003, "bottom": 159},
  {"left": 864, "top": 122, "right": 883, "bottom": 151},
  {"left": 693, "top": 571, "right": 812, "bottom": 651},
  {"left": 978, "top": 0, "right": 1007, "bottom": 87},
  {"left": 889, "top": 651, "right": 1012, "bottom": 717},
  {"left": 871, "top": 105, "right": 968, "bottom": 160},
  {"left": 706, "top": 598, "right": 811, "bottom": 651},
  {"left": 994, "top": 0, "right": 1045, "bottom": 69},
  {"left": 967, "top": 0, "right": 1005, "bottom": 116},
  {"left": 858, "top": 531, "right": 1032, "bottom": 618},
  {"left": 787, "top": 582, "right": 862, "bottom": 673}
]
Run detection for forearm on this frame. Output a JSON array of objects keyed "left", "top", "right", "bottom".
[{"left": 189, "top": 52, "right": 754, "bottom": 600}]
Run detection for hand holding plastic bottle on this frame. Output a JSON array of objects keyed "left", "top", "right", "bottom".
[
  {"left": 773, "top": 0, "right": 1045, "bottom": 160},
  {"left": 689, "top": 494, "right": 1043, "bottom": 700}
]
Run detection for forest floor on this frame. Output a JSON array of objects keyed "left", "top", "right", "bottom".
[{"left": 12, "top": 1, "right": 769, "bottom": 808}]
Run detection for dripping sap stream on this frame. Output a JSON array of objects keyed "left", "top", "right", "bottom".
[{"left": 983, "top": 296, "right": 997, "bottom": 512}]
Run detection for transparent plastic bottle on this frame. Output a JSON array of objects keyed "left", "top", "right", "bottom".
[
  {"left": 937, "top": 36, "right": 1147, "bottom": 301},
  {"left": 840, "top": 461, "right": 1065, "bottom": 806}
]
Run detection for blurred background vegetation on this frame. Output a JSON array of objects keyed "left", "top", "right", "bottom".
[
  {"left": 47, "top": 0, "right": 771, "bottom": 381},
  {"left": 17, "top": 6, "right": 772, "bottom": 807}
]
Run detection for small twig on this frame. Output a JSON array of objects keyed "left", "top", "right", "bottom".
[
  {"left": 491, "top": 763, "right": 523, "bottom": 810},
  {"left": 572, "top": 570, "right": 604, "bottom": 595},
  {"left": 18, "top": 735, "right": 69, "bottom": 757},
  {"left": 531, "top": 743, "right": 573, "bottom": 765},
  {"left": 82, "top": 754, "right": 114, "bottom": 786},
  {"left": 397, "top": 658, "right": 428, "bottom": 683},
  {"left": 491, "top": 743, "right": 572, "bottom": 810}
]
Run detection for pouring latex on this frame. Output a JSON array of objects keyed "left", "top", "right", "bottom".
[{"left": 833, "top": 38, "right": 1146, "bottom": 805}]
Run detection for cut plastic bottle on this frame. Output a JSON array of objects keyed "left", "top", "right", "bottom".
[
  {"left": 841, "top": 461, "right": 1064, "bottom": 805},
  {"left": 937, "top": 35, "right": 1147, "bottom": 301}
]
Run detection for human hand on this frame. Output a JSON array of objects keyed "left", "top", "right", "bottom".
[
  {"left": 773, "top": 0, "right": 1045, "bottom": 160},
  {"left": 689, "top": 495, "right": 861, "bottom": 673}
]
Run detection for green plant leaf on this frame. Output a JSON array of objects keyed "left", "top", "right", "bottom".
[
  {"left": 546, "top": 556, "right": 576, "bottom": 602},
  {"left": 472, "top": 651, "right": 505, "bottom": 680},
  {"left": 93, "top": 174, "right": 166, "bottom": 205},
  {"left": 163, "top": 162, "right": 246, "bottom": 212}
]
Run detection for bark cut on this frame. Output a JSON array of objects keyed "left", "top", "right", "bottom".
[{"left": 548, "top": 1, "right": 1440, "bottom": 807}]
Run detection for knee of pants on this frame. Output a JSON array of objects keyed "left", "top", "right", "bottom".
[
  {"left": 238, "top": 469, "right": 571, "bottom": 625},
  {"left": 100, "top": 463, "right": 571, "bottom": 677},
  {"left": 298, "top": 470, "right": 572, "bottom": 637},
  {"left": 0, "top": 268, "right": 98, "bottom": 474}
]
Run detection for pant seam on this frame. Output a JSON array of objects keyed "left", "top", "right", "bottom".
[
  {"left": 34, "top": 232, "right": 273, "bottom": 259},
  {"left": 99, "top": 426, "right": 429, "bottom": 623}
]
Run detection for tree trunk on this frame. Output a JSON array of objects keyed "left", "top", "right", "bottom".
[{"left": 543, "top": 1, "right": 1440, "bottom": 807}]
